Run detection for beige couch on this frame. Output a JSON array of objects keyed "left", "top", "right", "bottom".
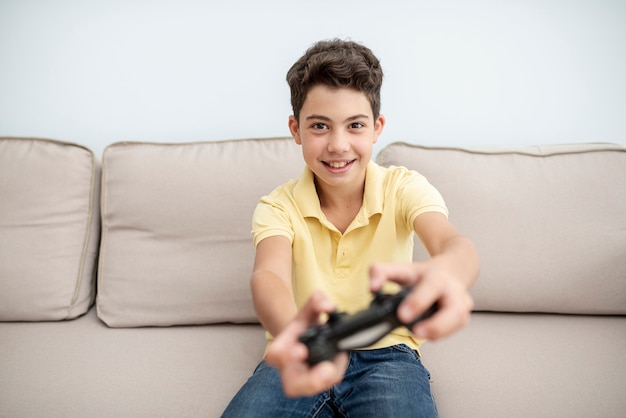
[{"left": 1, "top": 137, "right": 624, "bottom": 418}]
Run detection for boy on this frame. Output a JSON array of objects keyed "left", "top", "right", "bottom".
[{"left": 222, "top": 39, "right": 479, "bottom": 417}]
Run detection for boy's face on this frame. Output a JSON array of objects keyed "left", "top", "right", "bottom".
[{"left": 288, "top": 84, "right": 385, "bottom": 194}]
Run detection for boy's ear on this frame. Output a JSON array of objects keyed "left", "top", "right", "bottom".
[
  {"left": 288, "top": 115, "right": 302, "bottom": 145},
  {"left": 373, "top": 114, "right": 386, "bottom": 144}
]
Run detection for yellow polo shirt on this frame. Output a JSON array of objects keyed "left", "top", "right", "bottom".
[{"left": 252, "top": 161, "right": 448, "bottom": 351}]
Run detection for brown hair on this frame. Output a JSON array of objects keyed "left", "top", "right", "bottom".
[{"left": 286, "top": 39, "right": 383, "bottom": 122}]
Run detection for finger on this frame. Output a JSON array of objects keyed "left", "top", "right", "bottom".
[
  {"left": 281, "top": 361, "right": 336, "bottom": 397},
  {"left": 412, "top": 293, "right": 473, "bottom": 340},
  {"left": 298, "top": 290, "right": 336, "bottom": 324},
  {"left": 412, "top": 307, "right": 469, "bottom": 340},
  {"left": 369, "top": 262, "right": 425, "bottom": 291},
  {"left": 265, "top": 329, "right": 307, "bottom": 368},
  {"left": 281, "top": 352, "right": 349, "bottom": 398},
  {"left": 396, "top": 277, "right": 441, "bottom": 325},
  {"left": 266, "top": 291, "right": 336, "bottom": 368}
]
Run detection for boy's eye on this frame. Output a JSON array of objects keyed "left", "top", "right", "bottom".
[
  {"left": 311, "top": 123, "right": 328, "bottom": 130},
  {"left": 350, "top": 122, "right": 365, "bottom": 129}
]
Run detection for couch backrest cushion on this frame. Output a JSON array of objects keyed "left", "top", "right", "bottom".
[
  {"left": 97, "top": 138, "right": 304, "bottom": 327},
  {"left": 377, "top": 142, "right": 626, "bottom": 315},
  {"left": 0, "top": 138, "right": 100, "bottom": 321}
]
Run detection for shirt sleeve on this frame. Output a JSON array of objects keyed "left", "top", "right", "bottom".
[
  {"left": 395, "top": 167, "right": 449, "bottom": 230},
  {"left": 251, "top": 193, "right": 294, "bottom": 248}
]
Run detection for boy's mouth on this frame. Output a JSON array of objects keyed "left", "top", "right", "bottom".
[{"left": 324, "top": 160, "right": 356, "bottom": 169}]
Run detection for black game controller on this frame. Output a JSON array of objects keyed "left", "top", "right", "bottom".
[{"left": 298, "top": 287, "right": 439, "bottom": 365}]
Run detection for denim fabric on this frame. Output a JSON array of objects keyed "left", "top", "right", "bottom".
[{"left": 221, "top": 344, "right": 438, "bottom": 418}]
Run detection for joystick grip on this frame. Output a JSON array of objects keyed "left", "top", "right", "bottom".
[{"left": 299, "top": 288, "right": 439, "bottom": 365}]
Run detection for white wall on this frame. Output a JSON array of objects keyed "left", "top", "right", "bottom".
[{"left": 1, "top": 0, "right": 624, "bottom": 158}]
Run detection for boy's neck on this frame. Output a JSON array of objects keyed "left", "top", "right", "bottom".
[
  {"left": 314, "top": 176, "right": 365, "bottom": 234},
  {"left": 316, "top": 181, "right": 364, "bottom": 210}
]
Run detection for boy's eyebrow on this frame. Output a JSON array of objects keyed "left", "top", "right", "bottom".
[
  {"left": 305, "top": 114, "right": 370, "bottom": 122},
  {"left": 345, "top": 114, "right": 370, "bottom": 122}
]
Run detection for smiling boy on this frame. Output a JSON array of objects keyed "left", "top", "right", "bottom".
[{"left": 222, "top": 39, "right": 479, "bottom": 417}]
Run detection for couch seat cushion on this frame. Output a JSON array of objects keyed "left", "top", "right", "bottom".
[
  {"left": 421, "top": 312, "right": 626, "bottom": 418},
  {"left": 0, "top": 308, "right": 266, "bottom": 417}
]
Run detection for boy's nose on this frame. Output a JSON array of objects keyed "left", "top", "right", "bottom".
[{"left": 327, "top": 132, "right": 350, "bottom": 153}]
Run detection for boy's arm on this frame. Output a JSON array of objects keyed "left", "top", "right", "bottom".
[
  {"left": 250, "top": 235, "right": 298, "bottom": 337},
  {"left": 370, "top": 211, "right": 480, "bottom": 340},
  {"left": 251, "top": 235, "right": 349, "bottom": 397},
  {"left": 414, "top": 211, "right": 479, "bottom": 289}
]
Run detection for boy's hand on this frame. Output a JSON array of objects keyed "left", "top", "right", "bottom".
[
  {"left": 369, "top": 262, "right": 474, "bottom": 340},
  {"left": 265, "top": 291, "right": 349, "bottom": 397}
]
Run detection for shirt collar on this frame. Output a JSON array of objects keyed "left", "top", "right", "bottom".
[{"left": 293, "top": 161, "right": 385, "bottom": 220}]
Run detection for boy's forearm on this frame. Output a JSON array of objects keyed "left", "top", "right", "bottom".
[
  {"left": 251, "top": 270, "right": 298, "bottom": 338},
  {"left": 431, "top": 235, "right": 480, "bottom": 289}
]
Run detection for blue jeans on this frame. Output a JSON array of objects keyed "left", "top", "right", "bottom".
[{"left": 221, "top": 344, "right": 438, "bottom": 417}]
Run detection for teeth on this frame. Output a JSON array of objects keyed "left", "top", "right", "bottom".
[{"left": 328, "top": 161, "right": 349, "bottom": 168}]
